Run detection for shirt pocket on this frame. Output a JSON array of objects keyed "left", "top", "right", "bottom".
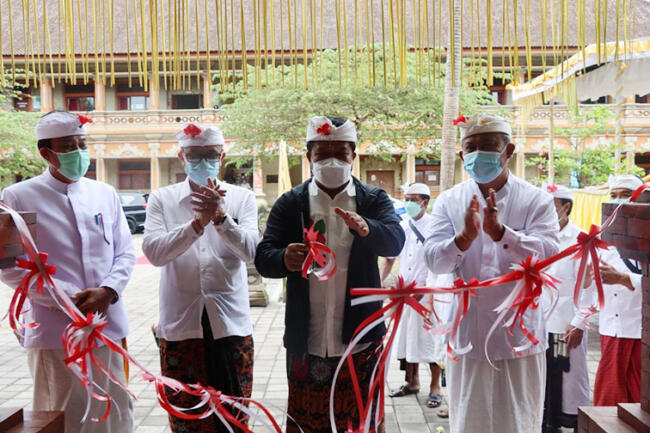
[{"left": 100, "top": 216, "right": 114, "bottom": 245}]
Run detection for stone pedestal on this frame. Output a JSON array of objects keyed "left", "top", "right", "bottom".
[
  {"left": 247, "top": 263, "right": 268, "bottom": 307},
  {"left": 578, "top": 192, "right": 650, "bottom": 432},
  {"left": 0, "top": 211, "right": 37, "bottom": 268}
]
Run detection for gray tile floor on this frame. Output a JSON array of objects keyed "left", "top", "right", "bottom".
[{"left": 0, "top": 234, "right": 602, "bottom": 433}]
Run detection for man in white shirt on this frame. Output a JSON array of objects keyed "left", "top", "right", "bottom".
[
  {"left": 256, "top": 116, "right": 405, "bottom": 433},
  {"left": 593, "top": 174, "right": 644, "bottom": 407},
  {"left": 143, "top": 123, "right": 259, "bottom": 433},
  {"left": 424, "top": 114, "right": 559, "bottom": 433},
  {"left": 542, "top": 185, "right": 594, "bottom": 433},
  {"left": 381, "top": 183, "right": 446, "bottom": 409},
  {"left": 1, "top": 111, "right": 135, "bottom": 433}
]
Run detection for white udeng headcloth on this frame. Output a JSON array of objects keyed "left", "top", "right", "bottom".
[
  {"left": 35, "top": 111, "right": 92, "bottom": 140},
  {"left": 174, "top": 123, "right": 225, "bottom": 148},
  {"left": 306, "top": 116, "right": 357, "bottom": 143},
  {"left": 456, "top": 114, "right": 512, "bottom": 141}
]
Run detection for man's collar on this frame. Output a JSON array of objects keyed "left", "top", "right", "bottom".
[
  {"left": 308, "top": 177, "right": 356, "bottom": 197},
  {"left": 43, "top": 167, "right": 72, "bottom": 194}
]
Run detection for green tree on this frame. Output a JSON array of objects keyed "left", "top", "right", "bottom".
[
  {"left": 0, "top": 111, "right": 45, "bottom": 188},
  {"left": 217, "top": 47, "right": 496, "bottom": 163},
  {"left": 526, "top": 106, "right": 644, "bottom": 187}
]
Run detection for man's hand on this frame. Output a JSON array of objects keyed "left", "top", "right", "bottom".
[
  {"left": 600, "top": 260, "right": 634, "bottom": 290},
  {"left": 334, "top": 207, "right": 370, "bottom": 237},
  {"left": 563, "top": 326, "right": 584, "bottom": 350},
  {"left": 71, "top": 287, "right": 116, "bottom": 316},
  {"left": 483, "top": 188, "right": 505, "bottom": 241},
  {"left": 455, "top": 195, "right": 481, "bottom": 251},
  {"left": 284, "top": 243, "right": 309, "bottom": 272},
  {"left": 190, "top": 178, "right": 227, "bottom": 227}
]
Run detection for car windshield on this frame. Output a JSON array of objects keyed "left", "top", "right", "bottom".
[{"left": 119, "top": 193, "right": 146, "bottom": 206}]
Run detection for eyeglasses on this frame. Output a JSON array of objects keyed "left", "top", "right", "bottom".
[{"left": 183, "top": 150, "right": 222, "bottom": 164}]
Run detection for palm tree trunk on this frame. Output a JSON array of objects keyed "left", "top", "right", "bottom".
[{"left": 439, "top": 0, "right": 462, "bottom": 192}]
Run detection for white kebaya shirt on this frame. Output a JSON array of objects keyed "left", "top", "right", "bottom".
[
  {"left": 1, "top": 169, "right": 135, "bottom": 349},
  {"left": 424, "top": 174, "right": 560, "bottom": 360},
  {"left": 143, "top": 179, "right": 258, "bottom": 342},
  {"left": 307, "top": 179, "right": 358, "bottom": 358}
]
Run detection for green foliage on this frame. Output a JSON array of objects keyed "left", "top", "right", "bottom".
[
  {"left": 216, "top": 46, "right": 496, "bottom": 162},
  {"left": 0, "top": 111, "right": 45, "bottom": 188},
  {"left": 526, "top": 105, "right": 645, "bottom": 187}
]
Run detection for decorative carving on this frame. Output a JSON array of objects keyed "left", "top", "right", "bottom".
[{"left": 111, "top": 143, "right": 143, "bottom": 157}]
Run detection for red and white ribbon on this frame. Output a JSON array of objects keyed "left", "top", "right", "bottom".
[{"left": 301, "top": 220, "right": 337, "bottom": 280}]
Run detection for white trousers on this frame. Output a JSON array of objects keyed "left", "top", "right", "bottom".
[
  {"left": 27, "top": 345, "right": 134, "bottom": 433},
  {"left": 448, "top": 353, "right": 546, "bottom": 433},
  {"left": 561, "top": 333, "right": 590, "bottom": 415}
]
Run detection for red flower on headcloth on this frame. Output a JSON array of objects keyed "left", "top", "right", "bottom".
[
  {"left": 77, "top": 114, "right": 93, "bottom": 125},
  {"left": 316, "top": 123, "right": 331, "bottom": 135},
  {"left": 453, "top": 115, "right": 466, "bottom": 126},
  {"left": 184, "top": 123, "right": 202, "bottom": 137},
  {"left": 546, "top": 184, "right": 558, "bottom": 193}
]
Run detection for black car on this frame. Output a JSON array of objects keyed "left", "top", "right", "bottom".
[{"left": 118, "top": 192, "right": 148, "bottom": 234}]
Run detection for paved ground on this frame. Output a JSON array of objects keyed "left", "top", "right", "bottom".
[{"left": 0, "top": 234, "right": 602, "bottom": 433}]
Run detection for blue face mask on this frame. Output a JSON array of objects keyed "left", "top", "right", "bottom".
[
  {"left": 609, "top": 197, "right": 629, "bottom": 204},
  {"left": 463, "top": 149, "right": 505, "bottom": 184},
  {"left": 185, "top": 159, "right": 220, "bottom": 186},
  {"left": 404, "top": 201, "right": 422, "bottom": 218}
]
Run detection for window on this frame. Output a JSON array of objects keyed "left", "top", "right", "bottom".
[
  {"left": 12, "top": 86, "right": 41, "bottom": 112},
  {"left": 118, "top": 160, "right": 151, "bottom": 190},
  {"left": 116, "top": 81, "right": 150, "bottom": 110},
  {"left": 636, "top": 94, "right": 649, "bottom": 104},
  {"left": 171, "top": 94, "right": 202, "bottom": 109},
  {"left": 65, "top": 83, "right": 95, "bottom": 111},
  {"left": 415, "top": 158, "right": 441, "bottom": 187}
]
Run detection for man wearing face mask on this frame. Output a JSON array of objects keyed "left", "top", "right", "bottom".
[
  {"left": 542, "top": 184, "right": 594, "bottom": 433},
  {"left": 424, "top": 114, "right": 560, "bottom": 433},
  {"left": 143, "top": 123, "right": 259, "bottom": 433},
  {"left": 255, "top": 116, "right": 404, "bottom": 433},
  {"left": 0, "top": 110, "right": 136, "bottom": 433},
  {"left": 380, "top": 183, "right": 447, "bottom": 409},
  {"left": 592, "top": 174, "right": 644, "bottom": 408}
]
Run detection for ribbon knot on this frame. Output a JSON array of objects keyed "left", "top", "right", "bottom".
[
  {"left": 301, "top": 221, "right": 337, "bottom": 280},
  {"left": 8, "top": 252, "right": 57, "bottom": 331}
]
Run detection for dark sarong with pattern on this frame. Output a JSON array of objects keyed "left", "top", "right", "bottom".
[
  {"left": 159, "top": 309, "right": 254, "bottom": 433},
  {"left": 286, "top": 343, "right": 384, "bottom": 433}
]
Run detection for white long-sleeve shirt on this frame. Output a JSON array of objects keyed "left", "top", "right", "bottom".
[
  {"left": 544, "top": 221, "right": 596, "bottom": 333},
  {"left": 307, "top": 180, "right": 357, "bottom": 357},
  {"left": 424, "top": 175, "right": 560, "bottom": 360},
  {"left": 143, "top": 179, "right": 258, "bottom": 342},
  {"left": 1, "top": 169, "right": 135, "bottom": 349},
  {"left": 598, "top": 247, "right": 643, "bottom": 339}
]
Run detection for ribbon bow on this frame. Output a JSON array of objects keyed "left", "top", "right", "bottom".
[
  {"left": 316, "top": 123, "right": 331, "bottom": 135},
  {"left": 452, "top": 115, "right": 467, "bottom": 125},
  {"left": 77, "top": 114, "right": 93, "bottom": 125},
  {"left": 484, "top": 256, "right": 559, "bottom": 363},
  {"left": 332, "top": 276, "right": 442, "bottom": 433},
  {"left": 573, "top": 225, "right": 610, "bottom": 310},
  {"left": 301, "top": 221, "right": 337, "bottom": 280},
  {"left": 184, "top": 123, "right": 202, "bottom": 137},
  {"left": 7, "top": 252, "right": 56, "bottom": 331}
]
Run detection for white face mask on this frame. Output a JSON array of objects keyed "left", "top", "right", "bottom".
[{"left": 312, "top": 157, "right": 352, "bottom": 189}]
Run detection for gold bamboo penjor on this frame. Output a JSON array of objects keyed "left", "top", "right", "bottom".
[{"left": 0, "top": 0, "right": 642, "bottom": 90}]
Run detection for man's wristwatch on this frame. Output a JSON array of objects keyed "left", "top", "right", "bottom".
[{"left": 212, "top": 212, "right": 227, "bottom": 226}]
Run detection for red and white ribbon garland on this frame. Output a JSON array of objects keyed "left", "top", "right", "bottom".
[{"left": 301, "top": 220, "right": 337, "bottom": 280}]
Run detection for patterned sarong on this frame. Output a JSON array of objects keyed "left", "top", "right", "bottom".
[
  {"left": 159, "top": 309, "right": 254, "bottom": 433},
  {"left": 286, "top": 343, "right": 384, "bottom": 433}
]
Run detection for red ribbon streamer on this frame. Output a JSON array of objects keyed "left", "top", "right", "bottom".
[
  {"left": 7, "top": 252, "right": 56, "bottom": 332},
  {"left": 301, "top": 221, "right": 337, "bottom": 280}
]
